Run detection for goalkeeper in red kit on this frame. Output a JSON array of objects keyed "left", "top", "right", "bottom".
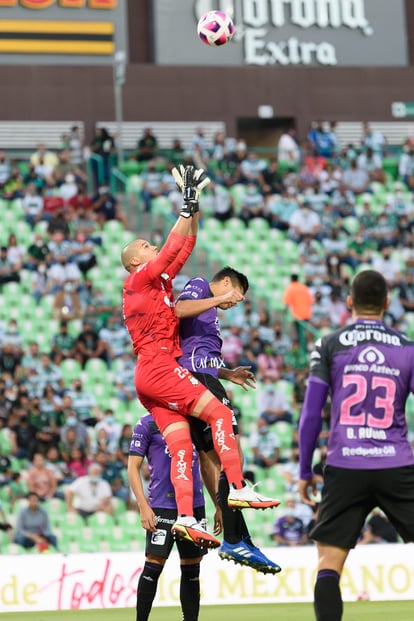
[{"left": 122, "top": 165, "right": 280, "bottom": 548}]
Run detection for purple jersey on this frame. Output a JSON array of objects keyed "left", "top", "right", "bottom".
[
  {"left": 177, "top": 277, "right": 224, "bottom": 377},
  {"left": 273, "top": 516, "right": 305, "bottom": 543},
  {"left": 300, "top": 319, "right": 414, "bottom": 475},
  {"left": 129, "top": 414, "right": 204, "bottom": 510}
]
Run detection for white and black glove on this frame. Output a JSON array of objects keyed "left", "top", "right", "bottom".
[{"left": 172, "top": 164, "right": 211, "bottom": 218}]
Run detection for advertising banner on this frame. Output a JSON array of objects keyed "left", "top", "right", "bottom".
[
  {"left": 153, "top": 0, "right": 408, "bottom": 67},
  {"left": 0, "top": 0, "right": 128, "bottom": 64},
  {"left": 1, "top": 544, "right": 414, "bottom": 612}
]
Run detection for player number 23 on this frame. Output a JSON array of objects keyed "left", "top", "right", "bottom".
[{"left": 340, "top": 374, "right": 395, "bottom": 429}]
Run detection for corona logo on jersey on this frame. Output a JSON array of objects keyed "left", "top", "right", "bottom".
[
  {"left": 0, "top": 0, "right": 119, "bottom": 56},
  {"left": 193, "top": 0, "right": 373, "bottom": 65}
]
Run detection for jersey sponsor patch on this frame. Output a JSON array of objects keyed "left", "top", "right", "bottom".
[{"left": 151, "top": 529, "right": 167, "bottom": 545}]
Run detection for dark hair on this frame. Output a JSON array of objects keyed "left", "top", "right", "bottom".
[
  {"left": 351, "top": 270, "right": 387, "bottom": 314},
  {"left": 211, "top": 266, "right": 249, "bottom": 294}
]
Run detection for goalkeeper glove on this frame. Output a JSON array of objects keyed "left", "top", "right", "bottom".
[{"left": 172, "top": 164, "right": 211, "bottom": 218}]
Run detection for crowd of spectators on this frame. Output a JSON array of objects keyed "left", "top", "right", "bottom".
[{"left": 0, "top": 121, "right": 413, "bottom": 552}]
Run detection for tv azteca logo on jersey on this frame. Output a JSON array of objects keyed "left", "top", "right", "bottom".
[{"left": 194, "top": 0, "right": 374, "bottom": 65}]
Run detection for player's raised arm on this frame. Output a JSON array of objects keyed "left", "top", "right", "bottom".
[
  {"left": 121, "top": 165, "right": 210, "bottom": 280},
  {"left": 166, "top": 166, "right": 210, "bottom": 278}
]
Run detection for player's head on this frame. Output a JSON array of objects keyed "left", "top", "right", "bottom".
[
  {"left": 349, "top": 270, "right": 389, "bottom": 316},
  {"left": 211, "top": 266, "right": 249, "bottom": 309},
  {"left": 121, "top": 239, "right": 158, "bottom": 272}
]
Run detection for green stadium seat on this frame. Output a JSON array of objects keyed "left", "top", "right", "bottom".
[
  {"left": 43, "top": 497, "right": 67, "bottom": 525},
  {"left": 86, "top": 511, "right": 116, "bottom": 537},
  {"left": 229, "top": 184, "right": 247, "bottom": 213},
  {"left": 249, "top": 217, "right": 270, "bottom": 233},
  {"left": 202, "top": 217, "right": 223, "bottom": 233},
  {"left": 60, "top": 512, "right": 85, "bottom": 539},
  {"left": 382, "top": 157, "right": 399, "bottom": 180},
  {"left": 342, "top": 216, "right": 360, "bottom": 235},
  {"left": 60, "top": 358, "right": 83, "bottom": 383},
  {"left": 112, "top": 496, "right": 127, "bottom": 517},
  {"left": 11, "top": 498, "right": 29, "bottom": 515},
  {"left": 126, "top": 174, "right": 143, "bottom": 193},
  {"left": 273, "top": 422, "right": 294, "bottom": 456},
  {"left": 151, "top": 196, "right": 171, "bottom": 216},
  {"left": 0, "top": 530, "right": 11, "bottom": 552},
  {"left": 119, "top": 159, "right": 140, "bottom": 177},
  {"left": 117, "top": 510, "right": 140, "bottom": 537},
  {"left": 223, "top": 217, "right": 245, "bottom": 232},
  {"left": 83, "top": 357, "right": 110, "bottom": 379}
]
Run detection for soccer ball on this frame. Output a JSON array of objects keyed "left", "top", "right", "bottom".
[{"left": 197, "top": 11, "right": 235, "bottom": 47}]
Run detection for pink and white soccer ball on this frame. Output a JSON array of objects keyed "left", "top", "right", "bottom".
[{"left": 197, "top": 10, "right": 235, "bottom": 47}]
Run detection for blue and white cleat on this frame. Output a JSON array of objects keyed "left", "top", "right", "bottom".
[{"left": 218, "top": 538, "right": 282, "bottom": 574}]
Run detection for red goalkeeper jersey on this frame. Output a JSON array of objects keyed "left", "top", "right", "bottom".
[{"left": 123, "top": 231, "right": 195, "bottom": 357}]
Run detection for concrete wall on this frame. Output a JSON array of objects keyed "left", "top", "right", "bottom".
[{"left": 0, "top": 0, "right": 412, "bottom": 142}]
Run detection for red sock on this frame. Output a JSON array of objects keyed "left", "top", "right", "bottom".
[
  {"left": 198, "top": 401, "right": 244, "bottom": 489},
  {"left": 164, "top": 429, "right": 194, "bottom": 516}
]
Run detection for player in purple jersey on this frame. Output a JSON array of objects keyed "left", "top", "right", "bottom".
[
  {"left": 128, "top": 414, "right": 220, "bottom": 621},
  {"left": 298, "top": 270, "right": 414, "bottom": 621},
  {"left": 176, "top": 266, "right": 281, "bottom": 574}
]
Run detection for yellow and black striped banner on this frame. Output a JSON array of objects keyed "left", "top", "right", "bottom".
[{"left": 0, "top": 19, "right": 114, "bottom": 54}]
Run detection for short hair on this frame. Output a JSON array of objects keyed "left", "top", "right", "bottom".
[
  {"left": 351, "top": 270, "right": 387, "bottom": 314},
  {"left": 211, "top": 266, "right": 249, "bottom": 294}
]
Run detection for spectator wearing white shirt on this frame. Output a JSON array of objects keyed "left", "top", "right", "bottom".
[
  {"left": 66, "top": 463, "right": 113, "bottom": 518},
  {"left": 326, "top": 291, "right": 348, "bottom": 329},
  {"left": 69, "top": 125, "right": 84, "bottom": 167},
  {"left": 372, "top": 247, "right": 401, "bottom": 286},
  {"left": 258, "top": 377, "right": 293, "bottom": 425},
  {"left": 361, "top": 122, "right": 385, "bottom": 154},
  {"left": 288, "top": 201, "right": 322, "bottom": 242},
  {"left": 239, "top": 181, "right": 268, "bottom": 224},
  {"left": 357, "top": 147, "right": 384, "bottom": 183},
  {"left": 277, "top": 128, "right": 300, "bottom": 164},
  {"left": 6, "top": 233, "right": 25, "bottom": 271},
  {"left": 1, "top": 318, "right": 24, "bottom": 354},
  {"left": 71, "top": 230, "right": 97, "bottom": 277},
  {"left": 342, "top": 159, "right": 370, "bottom": 195},
  {"left": 199, "top": 182, "right": 234, "bottom": 221},
  {"left": 22, "top": 183, "right": 44, "bottom": 228},
  {"left": 250, "top": 418, "right": 281, "bottom": 468},
  {"left": 28, "top": 353, "right": 62, "bottom": 397},
  {"left": 0, "top": 151, "right": 11, "bottom": 187},
  {"left": 114, "top": 352, "right": 136, "bottom": 403},
  {"left": 140, "top": 159, "right": 167, "bottom": 212},
  {"left": 59, "top": 173, "right": 78, "bottom": 203},
  {"left": 240, "top": 151, "right": 267, "bottom": 183},
  {"left": 94, "top": 409, "right": 122, "bottom": 454},
  {"left": 68, "top": 379, "right": 101, "bottom": 426},
  {"left": 99, "top": 315, "right": 129, "bottom": 358},
  {"left": 357, "top": 147, "right": 382, "bottom": 174},
  {"left": 31, "top": 262, "right": 50, "bottom": 305},
  {"left": 399, "top": 144, "right": 414, "bottom": 189},
  {"left": 48, "top": 255, "right": 82, "bottom": 319}
]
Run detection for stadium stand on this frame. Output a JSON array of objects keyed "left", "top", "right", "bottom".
[{"left": 0, "top": 119, "right": 413, "bottom": 552}]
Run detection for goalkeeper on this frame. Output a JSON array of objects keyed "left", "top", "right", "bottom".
[{"left": 122, "top": 165, "right": 280, "bottom": 549}]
